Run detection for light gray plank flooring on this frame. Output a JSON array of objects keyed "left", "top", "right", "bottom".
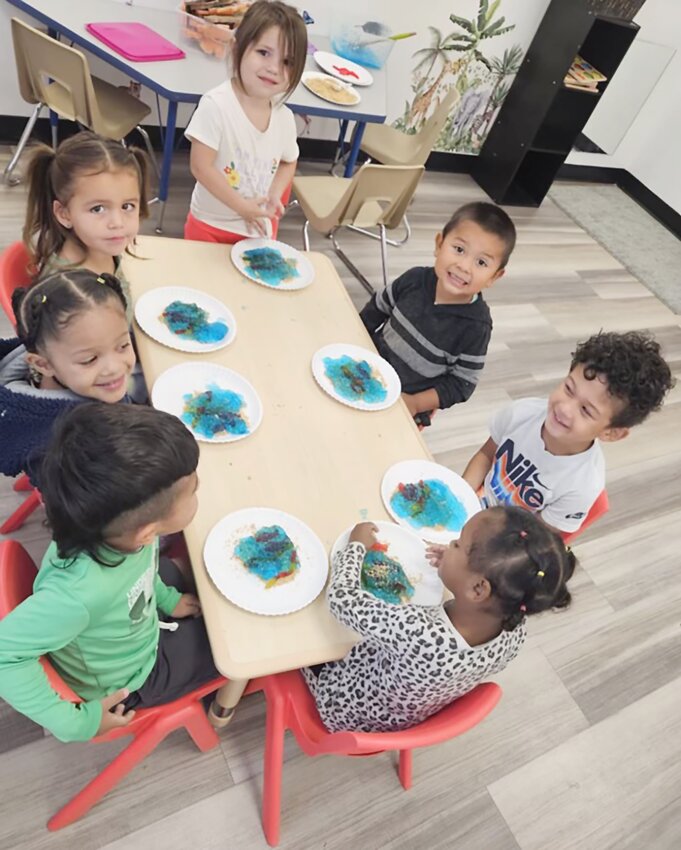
[{"left": 1, "top": 145, "right": 680, "bottom": 850}]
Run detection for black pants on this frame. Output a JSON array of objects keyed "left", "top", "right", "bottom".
[{"left": 123, "top": 558, "right": 219, "bottom": 710}]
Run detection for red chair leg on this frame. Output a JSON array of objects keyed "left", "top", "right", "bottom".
[
  {"left": 13, "top": 474, "right": 31, "bottom": 492},
  {"left": 262, "top": 693, "right": 286, "bottom": 847},
  {"left": 47, "top": 721, "right": 167, "bottom": 831},
  {"left": 398, "top": 749, "right": 413, "bottom": 790},
  {"left": 183, "top": 703, "right": 220, "bottom": 752},
  {"left": 1, "top": 490, "right": 41, "bottom": 535}
]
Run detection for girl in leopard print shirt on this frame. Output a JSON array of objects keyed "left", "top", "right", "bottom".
[{"left": 303, "top": 505, "right": 574, "bottom": 733}]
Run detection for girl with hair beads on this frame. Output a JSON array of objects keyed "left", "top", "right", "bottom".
[
  {"left": 22, "top": 131, "right": 151, "bottom": 322},
  {"left": 0, "top": 269, "right": 139, "bottom": 485},
  {"left": 304, "top": 506, "right": 575, "bottom": 733},
  {"left": 184, "top": 0, "right": 307, "bottom": 242}
]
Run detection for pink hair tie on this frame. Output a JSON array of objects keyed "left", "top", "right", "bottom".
[
  {"left": 519, "top": 604, "right": 527, "bottom": 613},
  {"left": 519, "top": 530, "right": 528, "bottom": 539}
]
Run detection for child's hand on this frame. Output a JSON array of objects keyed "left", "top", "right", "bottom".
[
  {"left": 239, "top": 197, "right": 270, "bottom": 236},
  {"left": 402, "top": 393, "right": 420, "bottom": 418},
  {"left": 97, "top": 688, "right": 135, "bottom": 735},
  {"left": 426, "top": 544, "right": 446, "bottom": 568},
  {"left": 349, "top": 522, "right": 378, "bottom": 549},
  {"left": 172, "top": 593, "right": 202, "bottom": 618},
  {"left": 262, "top": 193, "right": 285, "bottom": 220}
]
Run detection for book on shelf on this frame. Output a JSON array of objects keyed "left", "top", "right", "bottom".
[{"left": 564, "top": 54, "right": 608, "bottom": 91}]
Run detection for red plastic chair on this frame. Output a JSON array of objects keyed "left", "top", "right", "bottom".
[
  {"left": 0, "top": 539, "right": 227, "bottom": 830},
  {"left": 561, "top": 489, "right": 609, "bottom": 544},
  {"left": 249, "top": 668, "right": 502, "bottom": 846},
  {"left": 0, "top": 240, "right": 32, "bottom": 327},
  {"left": 0, "top": 242, "right": 43, "bottom": 534}
]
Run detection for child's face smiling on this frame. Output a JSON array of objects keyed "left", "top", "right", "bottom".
[
  {"left": 238, "top": 26, "right": 291, "bottom": 99},
  {"left": 30, "top": 302, "right": 136, "bottom": 402},
  {"left": 544, "top": 364, "right": 628, "bottom": 454},
  {"left": 434, "top": 219, "right": 506, "bottom": 304}
]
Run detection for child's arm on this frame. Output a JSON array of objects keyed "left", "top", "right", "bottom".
[
  {"left": 463, "top": 437, "right": 498, "bottom": 491},
  {"left": 429, "top": 322, "right": 492, "bottom": 410},
  {"left": 327, "top": 529, "right": 437, "bottom": 654},
  {"left": 188, "top": 139, "right": 270, "bottom": 236},
  {"left": 359, "top": 270, "right": 412, "bottom": 333},
  {"left": 0, "top": 589, "right": 105, "bottom": 742},
  {"left": 262, "top": 159, "right": 297, "bottom": 220},
  {"left": 402, "top": 389, "right": 440, "bottom": 417}
]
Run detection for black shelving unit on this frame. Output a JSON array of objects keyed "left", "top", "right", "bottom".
[{"left": 472, "top": 0, "right": 639, "bottom": 206}]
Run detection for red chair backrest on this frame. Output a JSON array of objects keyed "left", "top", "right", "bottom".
[
  {"left": 0, "top": 539, "right": 82, "bottom": 702},
  {"left": 0, "top": 241, "right": 33, "bottom": 328},
  {"left": 561, "top": 489, "right": 609, "bottom": 544}
]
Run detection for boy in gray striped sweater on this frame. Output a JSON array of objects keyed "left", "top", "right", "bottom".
[{"left": 360, "top": 202, "right": 516, "bottom": 425}]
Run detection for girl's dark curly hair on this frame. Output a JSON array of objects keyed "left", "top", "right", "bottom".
[
  {"left": 571, "top": 331, "right": 674, "bottom": 428},
  {"left": 469, "top": 506, "right": 576, "bottom": 632}
]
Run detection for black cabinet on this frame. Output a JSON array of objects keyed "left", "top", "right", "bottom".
[{"left": 472, "top": 0, "right": 639, "bottom": 206}]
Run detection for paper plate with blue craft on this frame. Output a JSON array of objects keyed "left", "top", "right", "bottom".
[
  {"left": 231, "top": 238, "right": 314, "bottom": 290},
  {"left": 203, "top": 507, "right": 329, "bottom": 615},
  {"left": 134, "top": 286, "right": 236, "bottom": 353},
  {"left": 381, "top": 459, "right": 481, "bottom": 544},
  {"left": 311, "top": 342, "right": 401, "bottom": 411},
  {"left": 331, "top": 520, "right": 444, "bottom": 606},
  {"left": 151, "top": 361, "right": 262, "bottom": 443}
]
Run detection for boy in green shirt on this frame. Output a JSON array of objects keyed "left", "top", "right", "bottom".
[{"left": 0, "top": 404, "right": 218, "bottom": 742}]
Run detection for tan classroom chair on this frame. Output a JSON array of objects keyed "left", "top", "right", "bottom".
[
  {"left": 292, "top": 163, "right": 424, "bottom": 294},
  {"left": 4, "top": 18, "right": 157, "bottom": 185},
  {"left": 357, "top": 86, "right": 460, "bottom": 246}
]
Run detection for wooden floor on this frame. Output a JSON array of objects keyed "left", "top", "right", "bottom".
[{"left": 1, "top": 148, "right": 681, "bottom": 850}]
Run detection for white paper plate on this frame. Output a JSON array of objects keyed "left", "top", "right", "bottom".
[
  {"left": 313, "top": 51, "right": 373, "bottom": 86},
  {"left": 231, "top": 238, "right": 314, "bottom": 290},
  {"left": 203, "top": 507, "right": 329, "bottom": 616},
  {"left": 134, "top": 287, "right": 236, "bottom": 353},
  {"left": 311, "top": 343, "right": 401, "bottom": 411},
  {"left": 151, "top": 362, "right": 262, "bottom": 443},
  {"left": 331, "top": 521, "right": 443, "bottom": 606},
  {"left": 381, "top": 460, "right": 481, "bottom": 543},
  {"left": 301, "top": 71, "right": 361, "bottom": 106}
]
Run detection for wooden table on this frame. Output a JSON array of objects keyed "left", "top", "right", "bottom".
[{"left": 124, "top": 235, "right": 430, "bottom": 711}]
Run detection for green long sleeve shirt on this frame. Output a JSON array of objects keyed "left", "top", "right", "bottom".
[{"left": 0, "top": 540, "right": 181, "bottom": 743}]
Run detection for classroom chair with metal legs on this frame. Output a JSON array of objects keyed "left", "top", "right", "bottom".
[
  {"left": 292, "top": 163, "right": 424, "bottom": 294},
  {"left": 4, "top": 18, "right": 158, "bottom": 185}
]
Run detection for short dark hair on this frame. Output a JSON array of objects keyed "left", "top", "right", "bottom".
[
  {"left": 470, "top": 506, "right": 576, "bottom": 632},
  {"left": 233, "top": 0, "right": 308, "bottom": 99},
  {"left": 570, "top": 330, "right": 675, "bottom": 428},
  {"left": 442, "top": 201, "right": 517, "bottom": 267},
  {"left": 13, "top": 269, "right": 127, "bottom": 353},
  {"left": 41, "top": 404, "right": 199, "bottom": 565}
]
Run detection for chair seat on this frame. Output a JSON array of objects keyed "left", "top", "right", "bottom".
[
  {"left": 360, "top": 122, "right": 424, "bottom": 166},
  {"left": 292, "top": 175, "right": 384, "bottom": 232}
]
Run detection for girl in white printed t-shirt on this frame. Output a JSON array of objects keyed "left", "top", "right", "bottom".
[{"left": 184, "top": 1, "right": 307, "bottom": 243}]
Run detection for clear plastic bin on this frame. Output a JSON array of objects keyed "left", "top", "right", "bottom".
[{"left": 329, "top": 14, "right": 393, "bottom": 69}]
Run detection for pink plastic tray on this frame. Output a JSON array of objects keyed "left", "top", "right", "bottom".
[{"left": 85, "top": 22, "right": 185, "bottom": 62}]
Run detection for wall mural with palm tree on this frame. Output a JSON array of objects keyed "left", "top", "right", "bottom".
[{"left": 393, "top": 0, "right": 525, "bottom": 154}]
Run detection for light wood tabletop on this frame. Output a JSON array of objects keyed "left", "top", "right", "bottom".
[{"left": 124, "top": 234, "right": 431, "bottom": 682}]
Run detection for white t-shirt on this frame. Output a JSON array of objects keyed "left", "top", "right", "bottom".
[
  {"left": 483, "top": 397, "right": 605, "bottom": 533},
  {"left": 185, "top": 79, "right": 299, "bottom": 236}
]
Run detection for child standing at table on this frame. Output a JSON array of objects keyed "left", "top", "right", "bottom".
[
  {"left": 23, "top": 131, "right": 151, "bottom": 323},
  {"left": 0, "top": 403, "right": 219, "bottom": 742},
  {"left": 304, "top": 507, "right": 574, "bottom": 733},
  {"left": 463, "top": 331, "right": 674, "bottom": 535},
  {"left": 0, "top": 270, "right": 142, "bottom": 486},
  {"left": 184, "top": 0, "right": 307, "bottom": 242},
  {"left": 360, "top": 202, "right": 517, "bottom": 425}
]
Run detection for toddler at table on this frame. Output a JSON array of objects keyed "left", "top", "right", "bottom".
[
  {"left": 23, "top": 130, "right": 151, "bottom": 323},
  {"left": 0, "top": 270, "right": 144, "bottom": 487},
  {"left": 304, "top": 507, "right": 574, "bottom": 733},
  {"left": 0, "top": 403, "right": 219, "bottom": 742},
  {"left": 360, "top": 202, "right": 516, "bottom": 425},
  {"left": 184, "top": 0, "right": 307, "bottom": 243},
  {"left": 463, "top": 330, "right": 675, "bottom": 535}
]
